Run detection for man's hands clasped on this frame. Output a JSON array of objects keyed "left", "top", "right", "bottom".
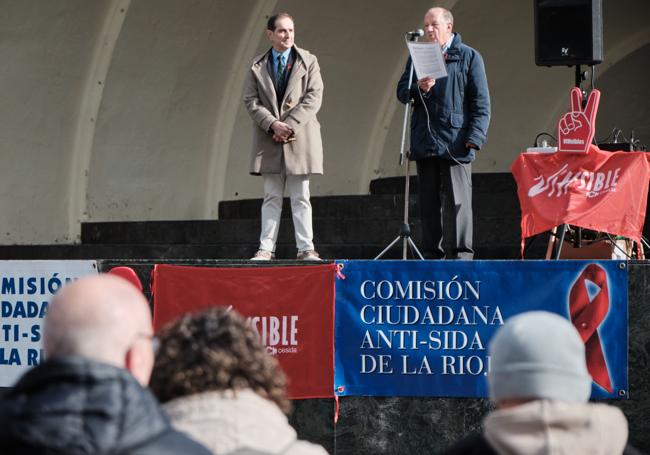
[{"left": 271, "top": 121, "right": 295, "bottom": 143}]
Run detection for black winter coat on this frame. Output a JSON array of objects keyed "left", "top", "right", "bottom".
[{"left": 0, "top": 357, "right": 211, "bottom": 455}]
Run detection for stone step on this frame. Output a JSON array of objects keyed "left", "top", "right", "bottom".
[
  {"left": 369, "top": 173, "right": 517, "bottom": 195},
  {"left": 81, "top": 214, "right": 522, "bottom": 246},
  {"left": 218, "top": 195, "right": 413, "bottom": 221},
  {"left": 218, "top": 192, "right": 520, "bottom": 221},
  {"left": 0, "top": 241, "right": 546, "bottom": 261},
  {"left": 5, "top": 174, "right": 534, "bottom": 261}
]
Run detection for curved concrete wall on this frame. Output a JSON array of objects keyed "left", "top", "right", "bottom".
[
  {"left": 0, "top": 1, "right": 112, "bottom": 243},
  {"left": 0, "top": 0, "right": 648, "bottom": 244}
]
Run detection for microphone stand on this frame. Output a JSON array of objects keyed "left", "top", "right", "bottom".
[{"left": 375, "top": 32, "right": 424, "bottom": 260}]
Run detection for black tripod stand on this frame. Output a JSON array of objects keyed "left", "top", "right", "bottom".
[{"left": 375, "top": 33, "right": 424, "bottom": 260}]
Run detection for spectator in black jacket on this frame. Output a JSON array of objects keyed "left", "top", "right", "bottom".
[{"left": 0, "top": 274, "right": 211, "bottom": 455}]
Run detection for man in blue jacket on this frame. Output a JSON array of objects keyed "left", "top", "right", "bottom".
[{"left": 397, "top": 7, "right": 490, "bottom": 259}]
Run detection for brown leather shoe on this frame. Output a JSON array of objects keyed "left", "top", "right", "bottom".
[{"left": 296, "top": 250, "right": 322, "bottom": 261}]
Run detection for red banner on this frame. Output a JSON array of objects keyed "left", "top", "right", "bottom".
[
  {"left": 511, "top": 146, "right": 650, "bottom": 244},
  {"left": 152, "top": 264, "right": 336, "bottom": 399}
]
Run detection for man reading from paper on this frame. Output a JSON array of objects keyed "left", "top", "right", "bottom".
[{"left": 397, "top": 7, "right": 490, "bottom": 259}]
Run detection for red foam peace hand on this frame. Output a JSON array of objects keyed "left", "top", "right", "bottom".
[{"left": 558, "top": 88, "right": 600, "bottom": 153}]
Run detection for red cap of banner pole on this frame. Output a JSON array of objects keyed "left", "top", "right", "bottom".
[{"left": 108, "top": 266, "right": 143, "bottom": 292}]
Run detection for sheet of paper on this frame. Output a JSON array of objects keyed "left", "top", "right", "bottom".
[{"left": 406, "top": 41, "right": 448, "bottom": 80}]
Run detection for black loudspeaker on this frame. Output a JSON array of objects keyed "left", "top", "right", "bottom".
[{"left": 534, "top": 0, "right": 603, "bottom": 66}]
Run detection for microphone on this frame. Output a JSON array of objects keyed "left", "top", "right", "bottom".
[{"left": 406, "top": 29, "right": 424, "bottom": 39}]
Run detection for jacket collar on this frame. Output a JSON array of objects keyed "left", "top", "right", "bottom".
[
  {"left": 282, "top": 48, "right": 307, "bottom": 100},
  {"left": 4, "top": 356, "right": 171, "bottom": 453},
  {"left": 251, "top": 46, "right": 308, "bottom": 104},
  {"left": 484, "top": 400, "right": 629, "bottom": 455},
  {"left": 252, "top": 45, "right": 307, "bottom": 66},
  {"left": 11, "top": 356, "right": 131, "bottom": 393},
  {"left": 444, "top": 33, "right": 463, "bottom": 61}
]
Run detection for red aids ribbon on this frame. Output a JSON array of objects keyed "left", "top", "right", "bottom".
[
  {"left": 335, "top": 263, "right": 346, "bottom": 280},
  {"left": 568, "top": 264, "right": 613, "bottom": 393}
]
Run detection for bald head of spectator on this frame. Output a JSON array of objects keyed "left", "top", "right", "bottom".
[{"left": 44, "top": 274, "right": 155, "bottom": 385}]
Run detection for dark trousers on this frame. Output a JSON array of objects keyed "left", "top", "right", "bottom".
[{"left": 416, "top": 157, "right": 473, "bottom": 259}]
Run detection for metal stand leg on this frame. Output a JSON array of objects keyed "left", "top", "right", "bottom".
[
  {"left": 374, "top": 50, "right": 424, "bottom": 261},
  {"left": 546, "top": 224, "right": 568, "bottom": 260},
  {"left": 375, "top": 159, "right": 424, "bottom": 260},
  {"left": 554, "top": 224, "right": 567, "bottom": 259}
]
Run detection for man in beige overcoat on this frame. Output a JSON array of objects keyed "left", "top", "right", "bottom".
[{"left": 243, "top": 12, "right": 323, "bottom": 261}]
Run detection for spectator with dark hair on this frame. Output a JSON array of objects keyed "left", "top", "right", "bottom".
[
  {"left": 441, "top": 311, "right": 635, "bottom": 455},
  {"left": 0, "top": 274, "right": 211, "bottom": 455},
  {"left": 150, "top": 307, "right": 327, "bottom": 455}
]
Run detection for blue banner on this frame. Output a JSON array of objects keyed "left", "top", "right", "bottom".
[{"left": 334, "top": 260, "right": 627, "bottom": 399}]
